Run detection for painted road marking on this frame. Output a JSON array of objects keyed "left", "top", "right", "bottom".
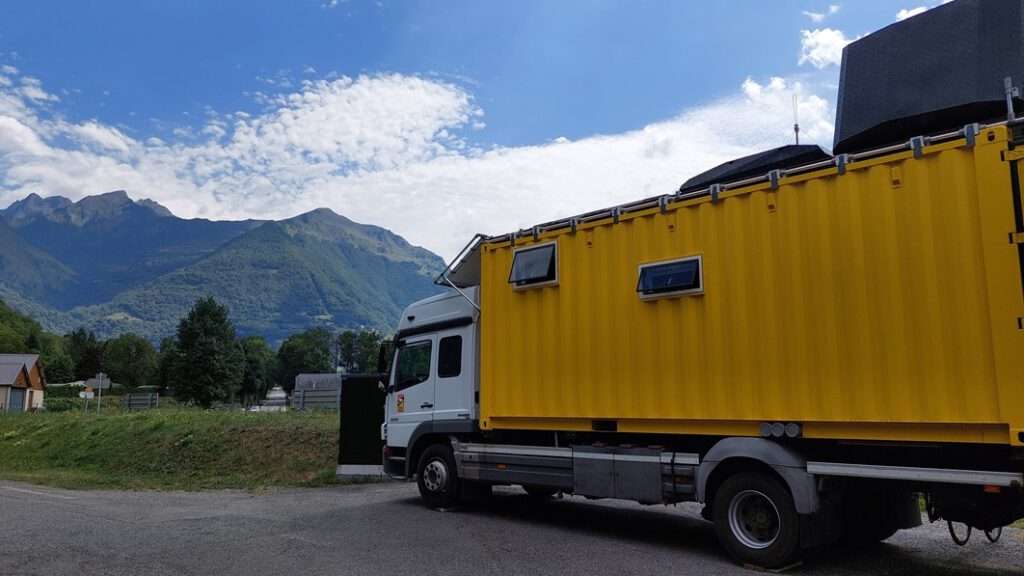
[{"left": 1, "top": 486, "right": 75, "bottom": 500}]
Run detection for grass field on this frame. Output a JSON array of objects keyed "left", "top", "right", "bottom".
[{"left": 0, "top": 409, "right": 341, "bottom": 490}]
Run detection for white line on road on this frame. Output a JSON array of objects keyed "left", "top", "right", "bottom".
[{"left": 1, "top": 486, "right": 76, "bottom": 500}]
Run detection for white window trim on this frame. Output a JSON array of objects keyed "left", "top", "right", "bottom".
[
  {"left": 637, "top": 254, "right": 704, "bottom": 300},
  {"left": 510, "top": 240, "right": 559, "bottom": 290}
]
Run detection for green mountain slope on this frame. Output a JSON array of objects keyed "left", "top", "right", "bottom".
[
  {"left": 0, "top": 192, "right": 446, "bottom": 342},
  {"left": 2, "top": 191, "right": 262, "bottom": 307},
  {"left": 0, "top": 218, "right": 78, "bottom": 305},
  {"left": 61, "top": 209, "right": 444, "bottom": 341}
]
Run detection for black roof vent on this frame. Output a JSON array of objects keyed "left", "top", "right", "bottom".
[
  {"left": 679, "top": 145, "right": 831, "bottom": 194},
  {"left": 834, "top": 0, "right": 1024, "bottom": 154}
]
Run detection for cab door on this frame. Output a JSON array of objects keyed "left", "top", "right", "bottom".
[
  {"left": 386, "top": 336, "right": 435, "bottom": 449},
  {"left": 432, "top": 326, "right": 474, "bottom": 422}
]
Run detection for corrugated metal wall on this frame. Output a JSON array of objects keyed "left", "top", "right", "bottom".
[{"left": 479, "top": 126, "right": 1024, "bottom": 445}]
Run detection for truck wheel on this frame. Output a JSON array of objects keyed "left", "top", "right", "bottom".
[
  {"left": 417, "top": 444, "right": 460, "bottom": 509},
  {"left": 712, "top": 472, "right": 801, "bottom": 569}
]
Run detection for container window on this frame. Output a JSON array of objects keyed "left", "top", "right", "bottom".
[
  {"left": 637, "top": 256, "right": 702, "bottom": 298},
  {"left": 509, "top": 243, "right": 557, "bottom": 287},
  {"left": 437, "top": 335, "right": 462, "bottom": 378},
  {"left": 395, "top": 340, "right": 432, "bottom": 391}
]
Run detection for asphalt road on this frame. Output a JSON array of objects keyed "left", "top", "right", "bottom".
[{"left": 0, "top": 480, "right": 1021, "bottom": 576}]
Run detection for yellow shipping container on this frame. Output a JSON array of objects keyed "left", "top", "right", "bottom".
[{"left": 478, "top": 124, "right": 1024, "bottom": 447}]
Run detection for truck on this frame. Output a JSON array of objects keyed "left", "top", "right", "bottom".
[{"left": 381, "top": 0, "right": 1024, "bottom": 568}]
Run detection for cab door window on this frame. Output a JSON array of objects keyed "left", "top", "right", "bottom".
[
  {"left": 437, "top": 335, "right": 462, "bottom": 378},
  {"left": 395, "top": 341, "right": 432, "bottom": 391}
]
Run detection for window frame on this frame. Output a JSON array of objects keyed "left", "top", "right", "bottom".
[
  {"left": 508, "top": 241, "right": 559, "bottom": 290},
  {"left": 636, "top": 255, "right": 704, "bottom": 300},
  {"left": 437, "top": 335, "right": 462, "bottom": 379},
  {"left": 393, "top": 339, "right": 433, "bottom": 392}
]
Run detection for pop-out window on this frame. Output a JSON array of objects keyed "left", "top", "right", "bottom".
[
  {"left": 637, "top": 256, "right": 703, "bottom": 299},
  {"left": 509, "top": 242, "right": 557, "bottom": 288},
  {"left": 395, "top": 340, "right": 432, "bottom": 391},
  {"left": 437, "top": 335, "right": 462, "bottom": 379}
]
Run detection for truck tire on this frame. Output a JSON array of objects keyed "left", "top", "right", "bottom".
[
  {"left": 712, "top": 472, "right": 801, "bottom": 569},
  {"left": 417, "top": 444, "right": 460, "bottom": 509}
]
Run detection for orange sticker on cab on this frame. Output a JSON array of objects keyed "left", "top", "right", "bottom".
[{"left": 397, "top": 393, "right": 405, "bottom": 413}]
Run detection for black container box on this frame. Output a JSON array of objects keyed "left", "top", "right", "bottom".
[{"left": 834, "top": 0, "right": 1024, "bottom": 154}]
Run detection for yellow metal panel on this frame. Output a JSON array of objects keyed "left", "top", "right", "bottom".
[{"left": 480, "top": 127, "right": 1024, "bottom": 446}]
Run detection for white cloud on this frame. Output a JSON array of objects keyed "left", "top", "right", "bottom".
[
  {"left": 798, "top": 28, "right": 850, "bottom": 69},
  {"left": 896, "top": 0, "right": 954, "bottom": 21},
  {"left": 19, "top": 77, "right": 59, "bottom": 102},
  {"left": 69, "top": 121, "right": 133, "bottom": 153},
  {"left": 896, "top": 6, "right": 928, "bottom": 20},
  {"left": 802, "top": 4, "right": 840, "bottom": 23},
  {"left": 0, "top": 69, "right": 835, "bottom": 259}
]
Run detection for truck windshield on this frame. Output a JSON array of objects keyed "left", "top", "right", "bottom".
[{"left": 395, "top": 341, "right": 432, "bottom": 391}]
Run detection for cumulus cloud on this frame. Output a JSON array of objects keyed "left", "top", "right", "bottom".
[
  {"left": 802, "top": 4, "right": 840, "bottom": 23},
  {"left": 798, "top": 28, "right": 850, "bottom": 69},
  {"left": 68, "top": 121, "right": 133, "bottom": 153},
  {"left": 896, "top": 0, "right": 954, "bottom": 21},
  {"left": 896, "top": 6, "right": 928, "bottom": 20},
  {"left": 0, "top": 68, "right": 835, "bottom": 259}
]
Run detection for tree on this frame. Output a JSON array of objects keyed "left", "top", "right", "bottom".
[
  {"left": 65, "top": 328, "right": 104, "bottom": 381},
  {"left": 239, "top": 336, "right": 276, "bottom": 405},
  {"left": 0, "top": 324, "right": 25, "bottom": 353},
  {"left": 156, "top": 337, "right": 180, "bottom": 393},
  {"left": 104, "top": 333, "right": 158, "bottom": 389},
  {"left": 337, "top": 329, "right": 383, "bottom": 373},
  {"left": 36, "top": 332, "right": 74, "bottom": 383},
  {"left": 173, "top": 297, "right": 244, "bottom": 407},
  {"left": 276, "top": 327, "right": 333, "bottom": 392}
]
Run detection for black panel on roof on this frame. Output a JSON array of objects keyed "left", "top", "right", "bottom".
[
  {"left": 678, "top": 145, "right": 831, "bottom": 194},
  {"left": 834, "top": 0, "right": 1024, "bottom": 154}
]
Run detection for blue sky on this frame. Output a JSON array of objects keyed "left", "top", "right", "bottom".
[{"left": 0, "top": 1, "right": 947, "bottom": 257}]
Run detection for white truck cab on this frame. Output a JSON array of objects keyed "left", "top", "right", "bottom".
[{"left": 383, "top": 288, "right": 478, "bottom": 476}]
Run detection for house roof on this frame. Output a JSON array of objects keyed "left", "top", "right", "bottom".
[
  {"left": 0, "top": 363, "right": 28, "bottom": 387},
  {"left": 0, "top": 354, "right": 43, "bottom": 389},
  {"left": 0, "top": 354, "right": 40, "bottom": 368}
]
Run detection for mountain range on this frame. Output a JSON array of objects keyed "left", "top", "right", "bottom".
[{"left": 0, "top": 191, "right": 446, "bottom": 342}]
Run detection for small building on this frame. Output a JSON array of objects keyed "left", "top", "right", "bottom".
[
  {"left": 293, "top": 373, "right": 342, "bottom": 411},
  {"left": 0, "top": 354, "right": 46, "bottom": 413},
  {"left": 294, "top": 373, "right": 342, "bottom": 392}
]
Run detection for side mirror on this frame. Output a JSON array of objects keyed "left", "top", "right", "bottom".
[{"left": 377, "top": 339, "right": 394, "bottom": 375}]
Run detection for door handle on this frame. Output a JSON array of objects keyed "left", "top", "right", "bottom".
[{"left": 420, "top": 402, "right": 434, "bottom": 409}]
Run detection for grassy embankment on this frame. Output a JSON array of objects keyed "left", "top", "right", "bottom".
[{"left": 0, "top": 409, "right": 340, "bottom": 490}]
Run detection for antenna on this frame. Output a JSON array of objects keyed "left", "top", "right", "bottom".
[{"left": 793, "top": 94, "right": 801, "bottom": 145}]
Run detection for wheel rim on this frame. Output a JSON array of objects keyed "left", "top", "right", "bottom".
[
  {"left": 728, "top": 490, "right": 781, "bottom": 550},
  {"left": 423, "top": 459, "right": 448, "bottom": 493}
]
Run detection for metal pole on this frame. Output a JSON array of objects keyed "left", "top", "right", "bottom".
[{"left": 1005, "top": 76, "right": 1018, "bottom": 122}]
